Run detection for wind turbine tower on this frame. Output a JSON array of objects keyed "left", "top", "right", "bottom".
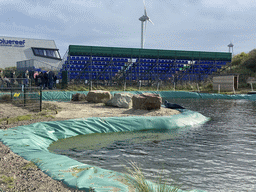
[{"left": 139, "top": 0, "right": 154, "bottom": 49}]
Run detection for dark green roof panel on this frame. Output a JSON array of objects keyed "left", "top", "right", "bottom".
[
  {"left": 92, "top": 47, "right": 112, "bottom": 55},
  {"left": 69, "top": 45, "right": 232, "bottom": 61},
  {"left": 111, "top": 47, "right": 132, "bottom": 56},
  {"left": 131, "top": 49, "right": 141, "bottom": 57},
  {"left": 161, "top": 50, "right": 175, "bottom": 58},
  {"left": 140, "top": 49, "right": 158, "bottom": 57}
]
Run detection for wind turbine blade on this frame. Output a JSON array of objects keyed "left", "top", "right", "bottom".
[
  {"left": 148, "top": 18, "right": 154, "bottom": 25},
  {"left": 143, "top": 0, "right": 147, "bottom": 16},
  {"left": 144, "top": 7, "right": 147, "bottom": 16},
  {"left": 143, "top": 0, "right": 146, "bottom": 7}
]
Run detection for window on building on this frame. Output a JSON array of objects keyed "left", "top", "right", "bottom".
[{"left": 32, "top": 47, "right": 61, "bottom": 60}]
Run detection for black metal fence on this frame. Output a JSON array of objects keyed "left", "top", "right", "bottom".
[
  {"left": 0, "top": 78, "right": 32, "bottom": 89},
  {"left": 0, "top": 86, "right": 42, "bottom": 112}
]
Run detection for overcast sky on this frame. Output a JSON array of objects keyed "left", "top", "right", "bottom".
[{"left": 1, "top": 0, "right": 255, "bottom": 57}]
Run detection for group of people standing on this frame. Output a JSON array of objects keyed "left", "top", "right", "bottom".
[
  {"left": 0, "top": 69, "right": 57, "bottom": 89},
  {"left": 33, "top": 70, "right": 57, "bottom": 89}
]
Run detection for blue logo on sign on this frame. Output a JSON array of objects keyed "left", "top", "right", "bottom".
[{"left": 0, "top": 39, "right": 25, "bottom": 47}]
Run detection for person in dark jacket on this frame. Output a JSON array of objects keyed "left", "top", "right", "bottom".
[
  {"left": 38, "top": 72, "right": 44, "bottom": 88},
  {"left": 43, "top": 71, "right": 48, "bottom": 89},
  {"left": 53, "top": 73, "right": 57, "bottom": 89},
  {"left": 48, "top": 71, "right": 54, "bottom": 89}
]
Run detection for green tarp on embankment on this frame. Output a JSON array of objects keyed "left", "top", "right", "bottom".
[
  {"left": 41, "top": 91, "right": 256, "bottom": 101},
  {"left": 0, "top": 109, "right": 209, "bottom": 192},
  {"left": 1, "top": 90, "right": 256, "bottom": 101}
]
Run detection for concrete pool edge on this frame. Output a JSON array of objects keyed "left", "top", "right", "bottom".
[{"left": 0, "top": 110, "right": 209, "bottom": 192}]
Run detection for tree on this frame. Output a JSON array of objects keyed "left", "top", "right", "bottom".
[
  {"left": 231, "top": 52, "right": 248, "bottom": 66},
  {"left": 243, "top": 49, "right": 256, "bottom": 73}
]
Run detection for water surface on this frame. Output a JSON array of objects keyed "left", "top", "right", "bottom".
[{"left": 49, "top": 98, "right": 256, "bottom": 192}]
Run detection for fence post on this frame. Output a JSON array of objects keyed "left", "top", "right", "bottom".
[
  {"left": 124, "top": 82, "right": 126, "bottom": 91},
  {"left": 233, "top": 85, "right": 236, "bottom": 95},
  {"left": 24, "top": 87, "right": 26, "bottom": 107},
  {"left": 40, "top": 86, "right": 42, "bottom": 112},
  {"left": 197, "top": 83, "right": 200, "bottom": 92},
  {"left": 218, "top": 84, "right": 220, "bottom": 94},
  {"left": 10, "top": 88, "right": 13, "bottom": 101}
]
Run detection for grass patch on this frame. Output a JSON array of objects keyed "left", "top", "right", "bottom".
[
  {"left": 0, "top": 112, "right": 55, "bottom": 125},
  {"left": 0, "top": 94, "right": 12, "bottom": 103},
  {"left": 0, "top": 114, "right": 32, "bottom": 124},
  {"left": 0, "top": 101, "right": 59, "bottom": 125},
  {"left": 16, "top": 114, "right": 32, "bottom": 121},
  {"left": 22, "top": 162, "right": 38, "bottom": 170},
  {"left": 0, "top": 175, "right": 15, "bottom": 189},
  {"left": 42, "top": 102, "right": 61, "bottom": 111},
  {"left": 123, "top": 161, "right": 183, "bottom": 192},
  {"left": 63, "top": 82, "right": 254, "bottom": 94}
]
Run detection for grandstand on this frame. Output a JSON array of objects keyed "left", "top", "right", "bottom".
[{"left": 59, "top": 45, "right": 232, "bottom": 86}]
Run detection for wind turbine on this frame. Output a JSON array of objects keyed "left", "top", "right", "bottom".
[{"left": 139, "top": 0, "right": 154, "bottom": 49}]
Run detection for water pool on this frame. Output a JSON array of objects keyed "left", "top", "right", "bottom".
[{"left": 49, "top": 98, "right": 256, "bottom": 192}]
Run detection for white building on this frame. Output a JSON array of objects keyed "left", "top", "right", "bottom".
[{"left": 0, "top": 36, "right": 62, "bottom": 70}]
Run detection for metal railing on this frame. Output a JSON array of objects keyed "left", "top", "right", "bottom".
[
  {"left": 0, "top": 86, "right": 42, "bottom": 112},
  {"left": 0, "top": 78, "right": 32, "bottom": 89}
]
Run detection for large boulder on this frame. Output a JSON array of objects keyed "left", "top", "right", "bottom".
[
  {"left": 86, "top": 90, "right": 112, "bottom": 103},
  {"left": 132, "top": 93, "right": 162, "bottom": 110},
  {"left": 106, "top": 93, "right": 132, "bottom": 108},
  {"left": 71, "top": 93, "right": 87, "bottom": 101}
]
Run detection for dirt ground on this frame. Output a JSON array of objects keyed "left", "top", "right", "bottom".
[{"left": 0, "top": 101, "right": 179, "bottom": 192}]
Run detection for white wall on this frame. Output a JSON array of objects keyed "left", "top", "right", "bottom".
[{"left": 0, "top": 36, "right": 61, "bottom": 69}]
